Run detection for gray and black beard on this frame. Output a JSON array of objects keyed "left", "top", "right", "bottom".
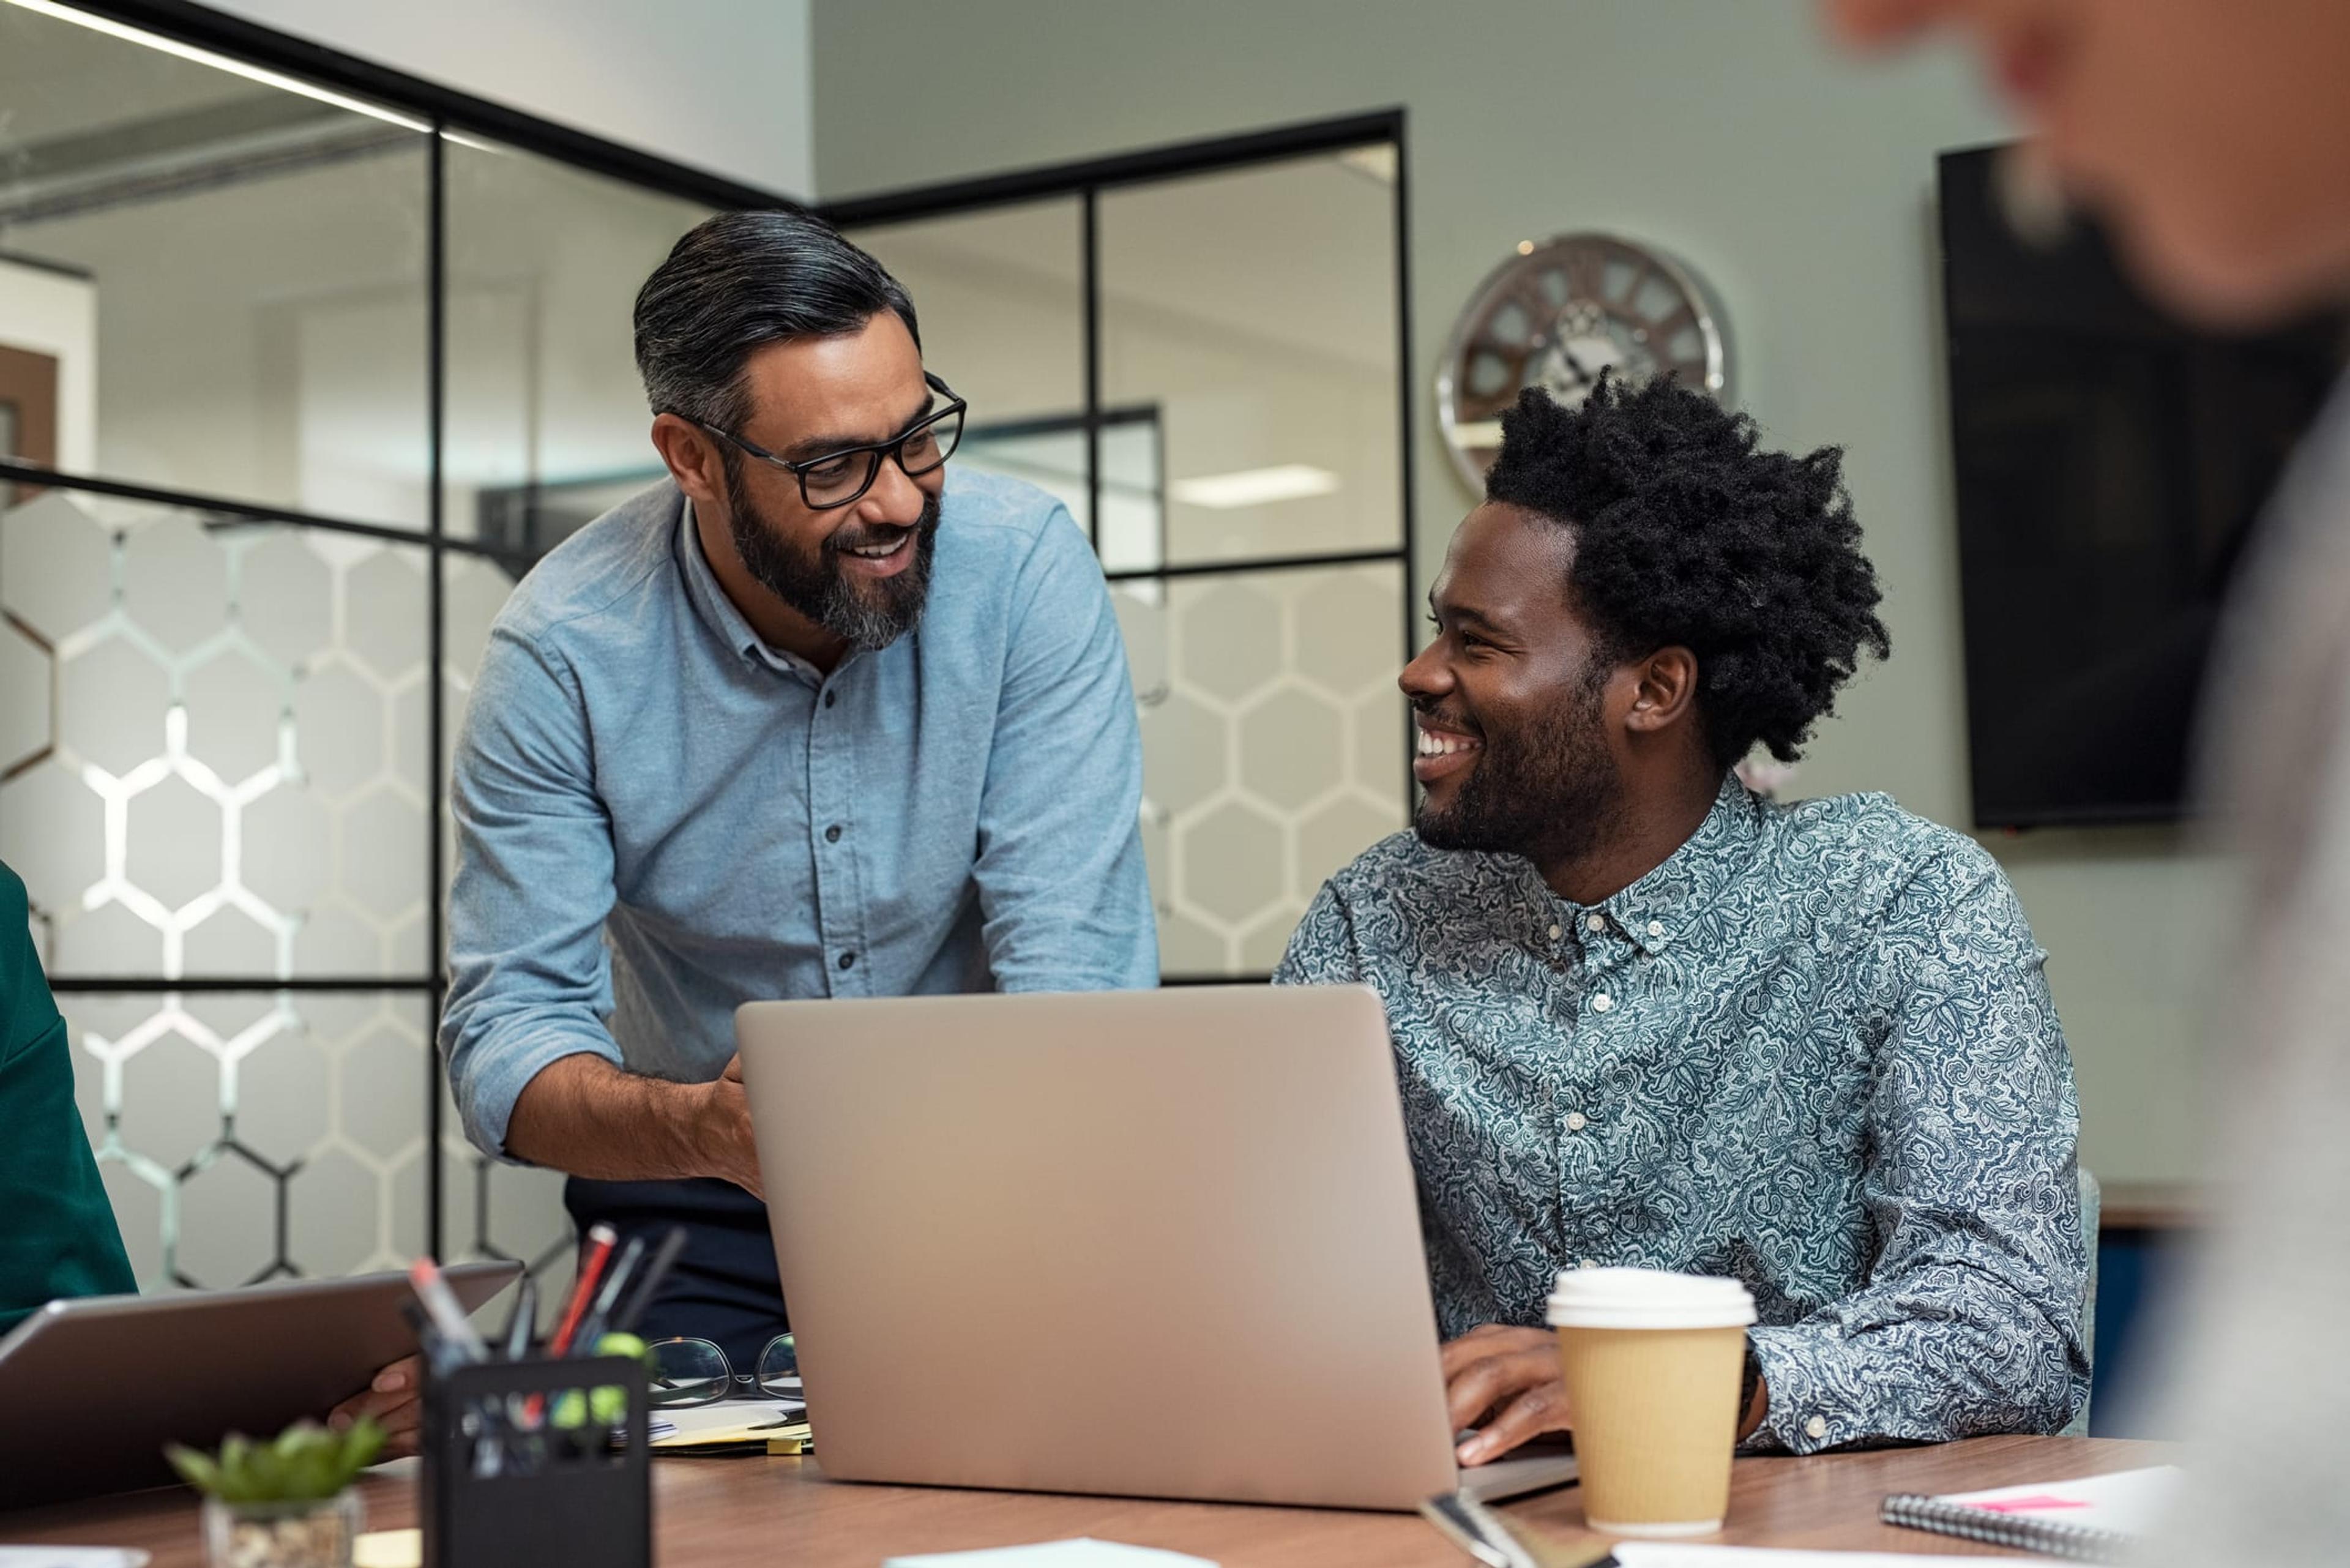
[
  {"left": 1412, "top": 669, "right": 1625, "bottom": 869},
  {"left": 727, "top": 461, "right": 941, "bottom": 651}
]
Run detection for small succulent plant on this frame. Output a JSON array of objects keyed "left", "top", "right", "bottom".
[{"left": 168, "top": 1417, "right": 385, "bottom": 1504}]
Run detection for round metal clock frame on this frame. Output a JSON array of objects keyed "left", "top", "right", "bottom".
[{"left": 1436, "top": 231, "right": 1731, "bottom": 490}]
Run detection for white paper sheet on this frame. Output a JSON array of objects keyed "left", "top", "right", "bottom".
[
  {"left": 1925, "top": 1463, "right": 2181, "bottom": 1536},
  {"left": 1613, "top": 1548, "right": 2037, "bottom": 1567},
  {"left": 884, "top": 1540, "right": 1217, "bottom": 1568}
]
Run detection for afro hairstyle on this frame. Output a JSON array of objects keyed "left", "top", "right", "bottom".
[{"left": 1482, "top": 375, "right": 1890, "bottom": 768}]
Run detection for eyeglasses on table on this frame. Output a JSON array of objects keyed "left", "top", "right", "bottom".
[{"left": 646, "top": 1332, "right": 800, "bottom": 1408}]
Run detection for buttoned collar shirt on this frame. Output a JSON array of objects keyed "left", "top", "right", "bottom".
[
  {"left": 1275, "top": 777, "right": 2087, "bottom": 1454},
  {"left": 442, "top": 471, "right": 1156, "bottom": 1157}
]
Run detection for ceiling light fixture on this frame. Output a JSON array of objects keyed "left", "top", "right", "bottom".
[
  {"left": 2, "top": 0, "right": 430, "bottom": 133},
  {"left": 1170, "top": 465, "right": 1341, "bottom": 510}
]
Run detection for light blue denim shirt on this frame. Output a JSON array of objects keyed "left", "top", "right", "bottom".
[
  {"left": 1276, "top": 779, "right": 2087, "bottom": 1454},
  {"left": 443, "top": 470, "right": 1157, "bottom": 1155}
]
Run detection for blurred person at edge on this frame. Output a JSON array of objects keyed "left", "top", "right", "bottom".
[{"left": 1828, "top": 2, "right": 2350, "bottom": 1561}]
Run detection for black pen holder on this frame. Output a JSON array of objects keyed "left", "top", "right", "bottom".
[{"left": 420, "top": 1354, "right": 651, "bottom": 1568}]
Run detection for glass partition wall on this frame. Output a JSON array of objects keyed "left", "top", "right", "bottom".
[
  {"left": 1, "top": 0, "right": 1414, "bottom": 1302},
  {"left": 0, "top": 0, "right": 745, "bottom": 1304},
  {"left": 838, "top": 121, "right": 1416, "bottom": 980}
]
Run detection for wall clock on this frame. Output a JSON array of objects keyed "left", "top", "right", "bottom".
[{"left": 1437, "top": 232, "right": 1731, "bottom": 489}]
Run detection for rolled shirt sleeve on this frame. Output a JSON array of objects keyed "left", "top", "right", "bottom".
[
  {"left": 440, "top": 626, "right": 625, "bottom": 1158},
  {"left": 1744, "top": 864, "right": 2089, "bottom": 1452},
  {"left": 971, "top": 507, "right": 1157, "bottom": 992}
]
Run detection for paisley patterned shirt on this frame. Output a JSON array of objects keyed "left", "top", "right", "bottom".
[{"left": 1274, "top": 778, "right": 2088, "bottom": 1454}]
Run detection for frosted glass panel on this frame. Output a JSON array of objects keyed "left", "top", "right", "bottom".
[
  {"left": 441, "top": 1100, "right": 576, "bottom": 1329},
  {"left": 1117, "top": 561, "right": 1408, "bottom": 977},
  {"left": 59, "top": 990, "right": 430, "bottom": 1289},
  {"left": 0, "top": 489, "right": 433, "bottom": 978},
  {"left": 1100, "top": 151, "right": 1401, "bottom": 567},
  {"left": 442, "top": 137, "right": 709, "bottom": 556}
]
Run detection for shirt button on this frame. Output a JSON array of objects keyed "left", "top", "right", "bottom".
[
  {"left": 1805, "top": 1415, "right": 1829, "bottom": 1441},
  {"left": 824, "top": 824, "right": 843, "bottom": 843},
  {"left": 1584, "top": 913, "right": 1605, "bottom": 933},
  {"left": 838, "top": 952, "right": 857, "bottom": 970},
  {"left": 823, "top": 690, "right": 838, "bottom": 708},
  {"left": 1590, "top": 993, "right": 1613, "bottom": 1013},
  {"left": 1546, "top": 924, "right": 1562, "bottom": 941},
  {"left": 1578, "top": 1258, "right": 1599, "bottom": 1271},
  {"left": 1564, "top": 1111, "right": 1587, "bottom": 1132},
  {"left": 1646, "top": 920, "right": 1664, "bottom": 938}
]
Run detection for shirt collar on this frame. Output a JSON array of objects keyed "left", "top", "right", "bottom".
[
  {"left": 1569, "top": 774, "right": 1763, "bottom": 957},
  {"left": 672, "top": 490, "right": 827, "bottom": 682}
]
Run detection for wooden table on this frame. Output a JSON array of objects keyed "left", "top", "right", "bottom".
[{"left": 2, "top": 1436, "right": 2161, "bottom": 1566}]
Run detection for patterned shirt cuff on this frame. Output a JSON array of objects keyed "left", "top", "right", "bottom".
[{"left": 1743, "top": 1325, "right": 1856, "bottom": 1455}]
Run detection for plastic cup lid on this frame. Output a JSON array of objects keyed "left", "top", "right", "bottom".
[{"left": 1544, "top": 1267, "right": 1757, "bottom": 1330}]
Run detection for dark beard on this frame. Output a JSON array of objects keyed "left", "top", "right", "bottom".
[
  {"left": 725, "top": 451, "right": 941, "bottom": 651},
  {"left": 1413, "top": 670, "right": 1625, "bottom": 868}
]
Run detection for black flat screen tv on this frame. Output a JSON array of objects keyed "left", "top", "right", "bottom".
[{"left": 1939, "top": 144, "right": 2345, "bottom": 827}]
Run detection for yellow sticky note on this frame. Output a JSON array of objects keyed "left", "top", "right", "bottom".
[{"left": 353, "top": 1527, "right": 422, "bottom": 1568}]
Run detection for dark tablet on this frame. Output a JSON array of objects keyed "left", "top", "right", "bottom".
[{"left": 0, "top": 1261, "right": 518, "bottom": 1509}]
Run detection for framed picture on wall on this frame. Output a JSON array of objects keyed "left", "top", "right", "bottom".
[
  {"left": 0, "top": 342, "right": 58, "bottom": 509},
  {"left": 0, "top": 252, "right": 98, "bottom": 507}
]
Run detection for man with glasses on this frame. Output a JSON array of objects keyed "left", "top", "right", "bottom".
[{"left": 441, "top": 210, "right": 1155, "bottom": 1368}]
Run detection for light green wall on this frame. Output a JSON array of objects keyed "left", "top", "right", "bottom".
[{"left": 811, "top": 0, "right": 2223, "bottom": 1184}]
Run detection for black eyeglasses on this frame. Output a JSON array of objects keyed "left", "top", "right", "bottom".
[
  {"left": 678, "top": 372, "right": 966, "bottom": 510},
  {"left": 647, "top": 1332, "right": 800, "bottom": 1407}
]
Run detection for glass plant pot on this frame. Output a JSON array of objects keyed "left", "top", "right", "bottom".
[{"left": 201, "top": 1490, "right": 363, "bottom": 1568}]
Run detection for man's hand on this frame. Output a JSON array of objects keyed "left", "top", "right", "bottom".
[
  {"left": 709, "top": 1053, "right": 761, "bottom": 1198},
  {"left": 1442, "top": 1324, "right": 1572, "bottom": 1465},
  {"left": 505, "top": 1053, "right": 763, "bottom": 1197},
  {"left": 329, "top": 1355, "right": 422, "bottom": 1460}
]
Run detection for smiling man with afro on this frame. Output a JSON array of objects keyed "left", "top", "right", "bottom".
[{"left": 1277, "top": 374, "right": 2085, "bottom": 1463}]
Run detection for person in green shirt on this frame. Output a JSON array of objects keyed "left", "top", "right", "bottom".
[
  {"left": 1, "top": 859, "right": 423, "bottom": 1453},
  {"left": 0, "top": 859, "right": 136, "bottom": 1333}
]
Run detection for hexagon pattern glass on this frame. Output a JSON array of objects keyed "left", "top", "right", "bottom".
[
  {"left": 0, "top": 492, "right": 569, "bottom": 1310},
  {"left": 3, "top": 489, "right": 440, "bottom": 979},
  {"left": 50, "top": 987, "right": 570, "bottom": 1299},
  {"left": 1119, "top": 562, "right": 1409, "bottom": 977},
  {"left": 54, "top": 989, "right": 419, "bottom": 1291}
]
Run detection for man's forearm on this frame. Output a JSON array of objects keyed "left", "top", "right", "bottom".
[{"left": 502, "top": 1053, "right": 759, "bottom": 1193}]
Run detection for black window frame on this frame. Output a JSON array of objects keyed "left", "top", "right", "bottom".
[
  {"left": 7, "top": 0, "right": 1416, "bottom": 1263},
  {"left": 821, "top": 112, "right": 1421, "bottom": 983}
]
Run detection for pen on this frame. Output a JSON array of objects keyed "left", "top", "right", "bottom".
[
  {"left": 500, "top": 1274, "right": 539, "bottom": 1362},
  {"left": 548, "top": 1223, "right": 619, "bottom": 1356},
  {"left": 400, "top": 1299, "right": 463, "bottom": 1377},
  {"left": 408, "top": 1258, "right": 490, "bottom": 1363},
  {"left": 611, "top": 1225, "right": 689, "bottom": 1335},
  {"left": 569, "top": 1234, "right": 646, "bottom": 1357}
]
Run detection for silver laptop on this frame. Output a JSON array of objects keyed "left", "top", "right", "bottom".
[{"left": 737, "top": 984, "right": 1576, "bottom": 1511}]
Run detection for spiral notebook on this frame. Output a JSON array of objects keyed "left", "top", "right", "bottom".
[{"left": 1880, "top": 1465, "right": 2180, "bottom": 1562}]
